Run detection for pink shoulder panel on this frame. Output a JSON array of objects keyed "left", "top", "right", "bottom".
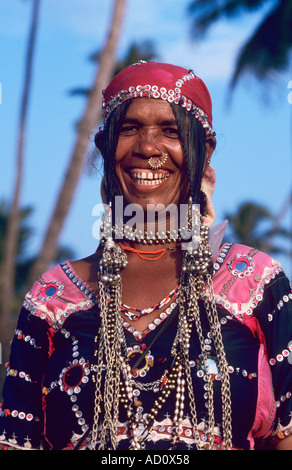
[
  {"left": 209, "top": 243, "right": 282, "bottom": 320},
  {"left": 23, "top": 262, "right": 96, "bottom": 327}
]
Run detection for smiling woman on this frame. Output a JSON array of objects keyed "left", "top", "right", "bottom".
[
  {"left": 1, "top": 61, "right": 292, "bottom": 451},
  {"left": 114, "top": 99, "right": 190, "bottom": 209}
]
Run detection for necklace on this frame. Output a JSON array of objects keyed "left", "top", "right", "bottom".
[
  {"left": 119, "top": 242, "right": 178, "bottom": 261},
  {"left": 120, "top": 348, "right": 185, "bottom": 450},
  {"left": 121, "top": 285, "right": 180, "bottom": 321},
  {"left": 119, "top": 274, "right": 232, "bottom": 451},
  {"left": 119, "top": 308, "right": 200, "bottom": 451},
  {"left": 102, "top": 223, "right": 190, "bottom": 245}
]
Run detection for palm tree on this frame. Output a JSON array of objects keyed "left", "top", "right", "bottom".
[
  {"left": 225, "top": 201, "right": 292, "bottom": 256},
  {"left": 0, "top": 203, "right": 34, "bottom": 293},
  {"left": 93, "top": 39, "right": 159, "bottom": 76},
  {"left": 0, "top": 0, "right": 41, "bottom": 362},
  {"left": 187, "top": 0, "right": 292, "bottom": 88},
  {"left": 27, "top": 0, "right": 127, "bottom": 287},
  {"left": 70, "top": 39, "right": 159, "bottom": 99}
]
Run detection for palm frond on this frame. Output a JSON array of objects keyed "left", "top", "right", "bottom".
[
  {"left": 188, "top": 0, "right": 268, "bottom": 36},
  {"left": 230, "top": 0, "right": 292, "bottom": 87}
]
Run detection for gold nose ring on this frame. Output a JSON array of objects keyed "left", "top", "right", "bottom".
[{"left": 147, "top": 146, "right": 168, "bottom": 170}]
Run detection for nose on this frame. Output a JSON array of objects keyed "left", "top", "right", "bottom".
[{"left": 133, "top": 129, "right": 162, "bottom": 160}]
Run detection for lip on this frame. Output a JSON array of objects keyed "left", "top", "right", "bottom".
[{"left": 127, "top": 168, "right": 171, "bottom": 189}]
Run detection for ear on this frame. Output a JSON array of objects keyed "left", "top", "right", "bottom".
[{"left": 204, "top": 135, "right": 216, "bottom": 169}]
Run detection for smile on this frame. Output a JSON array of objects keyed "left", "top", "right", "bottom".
[{"left": 129, "top": 170, "right": 170, "bottom": 186}]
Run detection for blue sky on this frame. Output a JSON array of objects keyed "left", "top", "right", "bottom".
[{"left": 1, "top": 0, "right": 291, "bottom": 277}]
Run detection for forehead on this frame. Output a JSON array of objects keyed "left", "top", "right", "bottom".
[{"left": 124, "top": 98, "right": 176, "bottom": 123}]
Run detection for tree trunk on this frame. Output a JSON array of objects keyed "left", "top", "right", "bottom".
[
  {"left": 0, "top": 0, "right": 41, "bottom": 361},
  {"left": 27, "top": 0, "right": 127, "bottom": 287}
]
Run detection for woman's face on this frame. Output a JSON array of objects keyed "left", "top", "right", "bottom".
[{"left": 114, "top": 98, "right": 190, "bottom": 211}]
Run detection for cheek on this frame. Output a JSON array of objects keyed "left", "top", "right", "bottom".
[
  {"left": 115, "top": 136, "right": 131, "bottom": 163},
  {"left": 170, "top": 141, "right": 188, "bottom": 173}
]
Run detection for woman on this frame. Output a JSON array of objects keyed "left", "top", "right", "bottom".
[{"left": 1, "top": 61, "right": 292, "bottom": 450}]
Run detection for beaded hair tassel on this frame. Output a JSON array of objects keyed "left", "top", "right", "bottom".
[
  {"left": 178, "top": 201, "right": 232, "bottom": 449},
  {"left": 92, "top": 202, "right": 128, "bottom": 450}
]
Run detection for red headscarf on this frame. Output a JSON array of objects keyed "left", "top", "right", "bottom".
[{"left": 102, "top": 61, "right": 213, "bottom": 135}]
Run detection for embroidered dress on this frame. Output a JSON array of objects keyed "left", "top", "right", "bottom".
[{"left": 1, "top": 243, "right": 292, "bottom": 450}]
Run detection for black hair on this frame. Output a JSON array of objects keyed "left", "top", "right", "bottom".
[
  {"left": 94, "top": 99, "right": 207, "bottom": 214},
  {"left": 170, "top": 103, "right": 207, "bottom": 213},
  {"left": 95, "top": 100, "right": 133, "bottom": 203}
]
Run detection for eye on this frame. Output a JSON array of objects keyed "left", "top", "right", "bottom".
[
  {"left": 163, "top": 127, "right": 180, "bottom": 138},
  {"left": 119, "top": 124, "right": 139, "bottom": 136}
]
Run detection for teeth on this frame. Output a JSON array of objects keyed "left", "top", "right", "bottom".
[{"left": 131, "top": 171, "right": 169, "bottom": 185}]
